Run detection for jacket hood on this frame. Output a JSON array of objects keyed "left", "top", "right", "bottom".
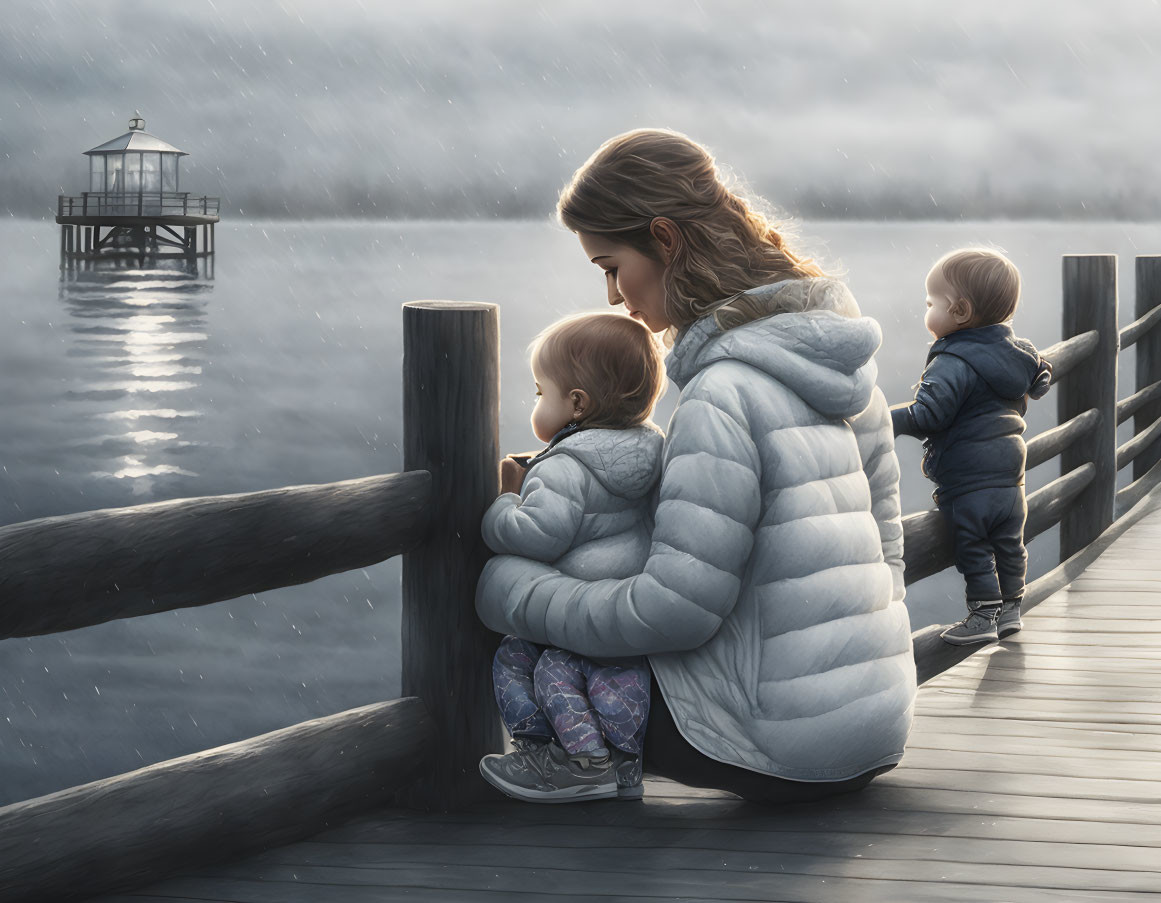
[
  {"left": 667, "top": 278, "right": 882, "bottom": 420},
  {"left": 538, "top": 423, "right": 664, "bottom": 499},
  {"left": 929, "top": 324, "right": 1041, "bottom": 399}
]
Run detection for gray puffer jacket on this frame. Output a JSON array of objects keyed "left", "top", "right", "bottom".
[
  {"left": 477, "top": 278, "right": 916, "bottom": 781},
  {"left": 482, "top": 425, "right": 664, "bottom": 580}
]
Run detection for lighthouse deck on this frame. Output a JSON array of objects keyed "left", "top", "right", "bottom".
[
  {"left": 57, "top": 192, "right": 219, "bottom": 221},
  {"left": 55, "top": 214, "right": 219, "bottom": 227},
  {"left": 88, "top": 503, "right": 1161, "bottom": 902}
]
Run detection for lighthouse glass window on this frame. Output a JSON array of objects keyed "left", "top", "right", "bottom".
[
  {"left": 142, "top": 153, "right": 161, "bottom": 193},
  {"left": 89, "top": 155, "right": 104, "bottom": 193},
  {"left": 106, "top": 154, "right": 124, "bottom": 193},
  {"left": 162, "top": 154, "right": 177, "bottom": 193},
  {"left": 126, "top": 154, "right": 141, "bottom": 193}
]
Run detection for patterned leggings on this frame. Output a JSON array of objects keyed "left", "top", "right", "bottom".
[{"left": 492, "top": 635, "right": 650, "bottom": 757}]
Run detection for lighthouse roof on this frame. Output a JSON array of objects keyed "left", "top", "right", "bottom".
[{"left": 85, "top": 129, "right": 187, "bottom": 156}]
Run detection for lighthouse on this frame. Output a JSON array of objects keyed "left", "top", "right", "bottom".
[{"left": 56, "top": 113, "right": 220, "bottom": 264}]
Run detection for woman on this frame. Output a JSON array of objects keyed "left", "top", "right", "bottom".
[{"left": 476, "top": 129, "right": 916, "bottom": 803}]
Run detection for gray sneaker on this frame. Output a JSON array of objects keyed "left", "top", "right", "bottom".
[
  {"left": 611, "top": 747, "right": 644, "bottom": 800},
  {"left": 940, "top": 606, "right": 1000, "bottom": 646},
  {"left": 511, "top": 735, "right": 551, "bottom": 754},
  {"left": 998, "top": 599, "right": 1024, "bottom": 638},
  {"left": 479, "top": 741, "right": 629, "bottom": 803}
]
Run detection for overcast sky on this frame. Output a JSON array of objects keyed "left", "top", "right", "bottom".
[{"left": 2, "top": 0, "right": 1158, "bottom": 219}]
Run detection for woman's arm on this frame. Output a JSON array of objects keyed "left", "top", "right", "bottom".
[
  {"left": 481, "top": 455, "right": 586, "bottom": 562},
  {"left": 850, "top": 387, "right": 906, "bottom": 602},
  {"left": 476, "top": 379, "right": 762, "bottom": 659}
]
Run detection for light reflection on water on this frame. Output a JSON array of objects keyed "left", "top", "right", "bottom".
[{"left": 59, "top": 260, "right": 212, "bottom": 494}]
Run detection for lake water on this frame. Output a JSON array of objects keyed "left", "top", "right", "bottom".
[{"left": 2, "top": 217, "right": 1159, "bottom": 804}]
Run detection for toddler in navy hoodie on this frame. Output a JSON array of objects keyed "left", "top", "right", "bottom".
[{"left": 892, "top": 248, "right": 1052, "bottom": 645}]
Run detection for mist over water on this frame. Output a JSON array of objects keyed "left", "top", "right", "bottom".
[
  {"left": 1, "top": 216, "right": 1159, "bottom": 804},
  {"left": 3, "top": 2, "right": 1159, "bottom": 220}
]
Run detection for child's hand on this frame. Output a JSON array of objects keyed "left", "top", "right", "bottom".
[
  {"left": 1029, "top": 358, "right": 1053, "bottom": 400},
  {"left": 499, "top": 457, "right": 528, "bottom": 495}
]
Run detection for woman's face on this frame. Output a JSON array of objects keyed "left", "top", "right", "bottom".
[{"left": 577, "top": 232, "right": 671, "bottom": 333}]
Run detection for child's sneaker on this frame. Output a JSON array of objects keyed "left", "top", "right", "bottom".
[
  {"left": 998, "top": 598, "right": 1024, "bottom": 638},
  {"left": 479, "top": 741, "right": 622, "bottom": 803},
  {"left": 940, "top": 605, "right": 1000, "bottom": 646},
  {"left": 511, "top": 735, "right": 551, "bottom": 754},
  {"left": 611, "top": 747, "right": 644, "bottom": 800}
]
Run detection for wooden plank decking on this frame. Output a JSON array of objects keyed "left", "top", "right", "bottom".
[{"left": 92, "top": 507, "right": 1161, "bottom": 903}]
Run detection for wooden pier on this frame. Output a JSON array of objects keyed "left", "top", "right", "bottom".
[
  {"left": 1, "top": 255, "right": 1160, "bottom": 901},
  {"left": 91, "top": 503, "right": 1161, "bottom": 901}
]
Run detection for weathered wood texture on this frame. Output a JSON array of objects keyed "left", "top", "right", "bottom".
[
  {"left": 1118, "top": 415, "right": 1161, "bottom": 470},
  {"left": 1119, "top": 295, "right": 1161, "bottom": 349},
  {"left": 1059, "top": 255, "right": 1118, "bottom": 559},
  {"left": 1039, "top": 329, "right": 1098, "bottom": 381},
  {"left": 0, "top": 471, "right": 431, "bottom": 640},
  {"left": 92, "top": 504, "right": 1161, "bottom": 902},
  {"left": 3, "top": 698, "right": 435, "bottom": 903},
  {"left": 1025, "top": 408, "right": 1099, "bottom": 470},
  {"left": 1117, "top": 378, "right": 1161, "bottom": 425},
  {"left": 400, "top": 302, "right": 503, "bottom": 811},
  {"left": 901, "top": 462, "right": 1092, "bottom": 585},
  {"left": 1134, "top": 257, "right": 1161, "bottom": 479},
  {"left": 1117, "top": 457, "right": 1161, "bottom": 517}
]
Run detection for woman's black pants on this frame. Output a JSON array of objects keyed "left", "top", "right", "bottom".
[{"left": 643, "top": 672, "right": 892, "bottom": 804}]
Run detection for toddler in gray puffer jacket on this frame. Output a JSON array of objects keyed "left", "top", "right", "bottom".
[{"left": 478, "top": 312, "right": 667, "bottom": 804}]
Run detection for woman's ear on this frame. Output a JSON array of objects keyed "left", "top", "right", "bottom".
[
  {"left": 649, "top": 217, "right": 680, "bottom": 265},
  {"left": 570, "top": 389, "right": 591, "bottom": 420}
]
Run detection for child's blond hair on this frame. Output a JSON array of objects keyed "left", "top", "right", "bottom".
[
  {"left": 935, "top": 248, "right": 1022, "bottom": 326},
  {"left": 557, "top": 128, "right": 826, "bottom": 344},
  {"left": 529, "top": 312, "right": 665, "bottom": 430}
]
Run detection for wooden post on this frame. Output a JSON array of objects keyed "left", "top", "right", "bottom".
[
  {"left": 401, "top": 301, "right": 502, "bottom": 811},
  {"left": 1059, "top": 254, "right": 1118, "bottom": 559},
  {"left": 1133, "top": 256, "right": 1161, "bottom": 480}
]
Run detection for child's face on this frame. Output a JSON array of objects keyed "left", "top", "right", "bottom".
[
  {"left": 530, "top": 360, "right": 580, "bottom": 443},
  {"left": 924, "top": 266, "right": 966, "bottom": 339},
  {"left": 577, "top": 232, "right": 670, "bottom": 333}
]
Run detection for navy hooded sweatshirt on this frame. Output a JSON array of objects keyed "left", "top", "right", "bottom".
[{"left": 891, "top": 324, "right": 1052, "bottom": 503}]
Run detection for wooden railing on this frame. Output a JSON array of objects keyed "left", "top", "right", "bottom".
[
  {"left": 0, "top": 301, "right": 500, "bottom": 901},
  {"left": 908, "top": 254, "right": 1161, "bottom": 680},
  {"left": 2, "top": 259, "right": 1161, "bottom": 901},
  {"left": 57, "top": 192, "right": 221, "bottom": 217}
]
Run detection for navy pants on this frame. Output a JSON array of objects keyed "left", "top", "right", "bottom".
[{"left": 939, "top": 486, "right": 1028, "bottom": 604}]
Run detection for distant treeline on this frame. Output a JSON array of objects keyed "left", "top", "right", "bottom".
[{"left": 15, "top": 175, "right": 1156, "bottom": 222}]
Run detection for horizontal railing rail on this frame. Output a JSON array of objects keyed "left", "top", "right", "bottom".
[
  {"left": 0, "top": 470, "right": 431, "bottom": 640},
  {"left": 1120, "top": 302, "right": 1161, "bottom": 348},
  {"left": 1117, "top": 379, "right": 1161, "bottom": 425},
  {"left": 1036, "top": 330, "right": 1099, "bottom": 380},
  {"left": 57, "top": 192, "right": 221, "bottom": 217},
  {"left": 1025, "top": 408, "right": 1101, "bottom": 470},
  {"left": 0, "top": 698, "right": 435, "bottom": 903},
  {"left": 901, "top": 463, "right": 1094, "bottom": 584}
]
